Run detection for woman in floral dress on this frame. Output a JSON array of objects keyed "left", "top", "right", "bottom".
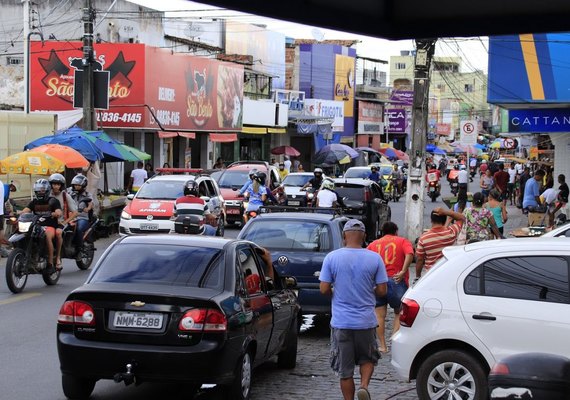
[{"left": 463, "top": 192, "right": 503, "bottom": 243}]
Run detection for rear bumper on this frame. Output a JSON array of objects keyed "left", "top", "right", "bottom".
[
  {"left": 57, "top": 332, "right": 240, "bottom": 384},
  {"left": 297, "top": 286, "right": 331, "bottom": 315}
]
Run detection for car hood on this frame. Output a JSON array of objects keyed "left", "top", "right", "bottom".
[
  {"left": 284, "top": 187, "right": 304, "bottom": 197},
  {"left": 220, "top": 187, "right": 241, "bottom": 201},
  {"left": 126, "top": 199, "right": 175, "bottom": 217}
]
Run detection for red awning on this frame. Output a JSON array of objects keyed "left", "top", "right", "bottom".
[
  {"left": 210, "top": 133, "right": 237, "bottom": 143},
  {"left": 158, "top": 131, "right": 178, "bottom": 138},
  {"left": 178, "top": 132, "right": 196, "bottom": 139}
]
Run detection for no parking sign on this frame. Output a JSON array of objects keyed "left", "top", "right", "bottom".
[{"left": 460, "top": 120, "right": 477, "bottom": 144}]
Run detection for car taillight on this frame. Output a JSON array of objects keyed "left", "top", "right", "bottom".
[
  {"left": 400, "top": 298, "right": 420, "bottom": 327},
  {"left": 364, "top": 190, "right": 371, "bottom": 202},
  {"left": 490, "top": 362, "right": 510, "bottom": 376},
  {"left": 57, "top": 301, "right": 95, "bottom": 326},
  {"left": 179, "top": 308, "right": 227, "bottom": 332}
]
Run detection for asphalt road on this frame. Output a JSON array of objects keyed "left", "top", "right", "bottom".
[{"left": 0, "top": 178, "right": 458, "bottom": 399}]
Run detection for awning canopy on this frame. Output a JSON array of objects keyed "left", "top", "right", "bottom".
[
  {"left": 210, "top": 133, "right": 237, "bottom": 143},
  {"left": 242, "top": 126, "right": 267, "bottom": 134},
  {"left": 158, "top": 131, "right": 196, "bottom": 139}
]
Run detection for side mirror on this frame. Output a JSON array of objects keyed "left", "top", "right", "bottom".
[
  {"left": 283, "top": 276, "right": 297, "bottom": 289},
  {"left": 127, "top": 194, "right": 134, "bottom": 200}
]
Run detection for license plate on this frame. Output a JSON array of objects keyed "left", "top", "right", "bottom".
[
  {"left": 112, "top": 311, "right": 164, "bottom": 330},
  {"left": 140, "top": 223, "right": 159, "bottom": 231},
  {"left": 227, "top": 208, "right": 241, "bottom": 215},
  {"left": 288, "top": 200, "right": 300, "bottom": 206},
  {"left": 429, "top": 187, "right": 436, "bottom": 192}
]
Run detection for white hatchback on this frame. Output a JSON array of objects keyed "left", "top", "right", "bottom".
[{"left": 392, "top": 239, "right": 570, "bottom": 400}]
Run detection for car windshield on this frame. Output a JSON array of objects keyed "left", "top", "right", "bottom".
[
  {"left": 241, "top": 220, "right": 332, "bottom": 251},
  {"left": 282, "top": 174, "right": 312, "bottom": 187},
  {"left": 334, "top": 184, "right": 365, "bottom": 201},
  {"left": 209, "top": 170, "right": 222, "bottom": 182},
  {"left": 135, "top": 180, "right": 186, "bottom": 200},
  {"left": 217, "top": 170, "right": 250, "bottom": 189},
  {"left": 90, "top": 244, "right": 223, "bottom": 289},
  {"left": 344, "top": 169, "right": 370, "bottom": 179}
]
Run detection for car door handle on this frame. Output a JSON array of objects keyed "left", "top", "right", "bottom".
[{"left": 472, "top": 314, "right": 496, "bottom": 321}]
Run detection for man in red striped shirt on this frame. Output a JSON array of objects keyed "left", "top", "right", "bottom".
[{"left": 415, "top": 207, "right": 465, "bottom": 279}]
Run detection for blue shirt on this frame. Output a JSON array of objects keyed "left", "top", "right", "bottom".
[
  {"left": 319, "top": 248, "right": 388, "bottom": 329},
  {"left": 239, "top": 179, "right": 253, "bottom": 195},
  {"left": 245, "top": 184, "right": 266, "bottom": 211},
  {"left": 523, "top": 178, "right": 540, "bottom": 208},
  {"left": 368, "top": 171, "right": 380, "bottom": 183}
]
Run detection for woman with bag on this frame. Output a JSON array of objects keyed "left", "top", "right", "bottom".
[
  {"left": 463, "top": 192, "right": 503, "bottom": 243},
  {"left": 486, "top": 189, "right": 508, "bottom": 236}
]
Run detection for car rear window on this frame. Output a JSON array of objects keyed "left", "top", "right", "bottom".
[
  {"left": 90, "top": 244, "right": 223, "bottom": 288},
  {"left": 218, "top": 170, "right": 250, "bottom": 189},
  {"left": 335, "top": 184, "right": 365, "bottom": 201},
  {"left": 344, "top": 169, "right": 370, "bottom": 179},
  {"left": 136, "top": 180, "right": 187, "bottom": 200},
  {"left": 242, "top": 220, "right": 332, "bottom": 251},
  {"left": 282, "top": 174, "right": 312, "bottom": 187}
]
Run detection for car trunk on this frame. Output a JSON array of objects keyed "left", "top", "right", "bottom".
[{"left": 68, "top": 284, "right": 224, "bottom": 346}]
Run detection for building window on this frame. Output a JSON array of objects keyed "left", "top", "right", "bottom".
[
  {"left": 7, "top": 57, "right": 23, "bottom": 65},
  {"left": 464, "top": 84, "right": 474, "bottom": 93},
  {"left": 395, "top": 63, "right": 406, "bottom": 70}
]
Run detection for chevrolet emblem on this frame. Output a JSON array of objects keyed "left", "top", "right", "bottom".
[{"left": 130, "top": 301, "right": 146, "bottom": 307}]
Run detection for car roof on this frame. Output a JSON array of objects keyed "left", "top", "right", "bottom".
[
  {"left": 147, "top": 174, "right": 200, "bottom": 182},
  {"left": 542, "top": 224, "right": 570, "bottom": 237},
  {"left": 254, "top": 212, "right": 347, "bottom": 223},
  {"left": 346, "top": 167, "right": 370, "bottom": 170},
  {"left": 334, "top": 178, "right": 375, "bottom": 186},
  {"left": 117, "top": 234, "right": 233, "bottom": 250},
  {"left": 443, "top": 238, "right": 570, "bottom": 256},
  {"left": 284, "top": 172, "right": 313, "bottom": 176}
]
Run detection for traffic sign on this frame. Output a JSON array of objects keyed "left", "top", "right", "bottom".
[
  {"left": 460, "top": 120, "right": 477, "bottom": 144},
  {"left": 504, "top": 138, "right": 516, "bottom": 149}
]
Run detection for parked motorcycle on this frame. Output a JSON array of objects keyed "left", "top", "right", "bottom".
[{"left": 427, "top": 181, "right": 440, "bottom": 202}]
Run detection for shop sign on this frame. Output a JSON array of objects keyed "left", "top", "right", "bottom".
[
  {"left": 385, "top": 108, "right": 406, "bottom": 133},
  {"left": 304, "top": 99, "right": 344, "bottom": 132},
  {"left": 31, "top": 41, "right": 244, "bottom": 131},
  {"left": 334, "top": 55, "right": 356, "bottom": 117},
  {"left": 509, "top": 108, "right": 570, "bottom": 133},
  {"left": 357, "top": 101, "right": 383, "bottom": 134},
  {"left": 390, "top": 90, "right": 413, "bottom": 106},
  {"left": 436, "top": 123, "right": 451, "bottom": 135}
]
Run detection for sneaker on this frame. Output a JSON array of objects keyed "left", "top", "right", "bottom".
[
  {"left": 357, "top": 387, "right": 371, "bottom": 400},
  {"left": 0, "top": 248, "right": 10, "bottom": 258}
]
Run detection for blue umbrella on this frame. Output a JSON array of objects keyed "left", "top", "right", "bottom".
[
  {"left": 473, "top": 143, "right": 486, "bottom": 150},
  {"left": 25, "top": 127, "right": 103, "bottom": 162},
  {"left": 426, "top": 144, "right": 446, "bottom": 155},
  {"left": 314, "top": 144, "right": 359, "bottom": 165}
]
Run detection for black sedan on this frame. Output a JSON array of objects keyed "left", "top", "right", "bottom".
[{"left": 57, "top": 235, "right": 300, "bottom": 400}]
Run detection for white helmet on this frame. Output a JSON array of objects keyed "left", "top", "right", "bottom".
[{"left": 321, "top": 179, "right": 335, "bottom": 191}]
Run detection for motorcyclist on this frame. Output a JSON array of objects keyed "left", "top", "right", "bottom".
[
  {"left": 316, "top": 179, "right": 346, "bottom": 208},
  {"left": 391, "top": 164, "right": 403, "bottom": 197},
  {"left": 302, "top": 168, "right": 324, "bottom": 191},
  {"left": 48, "top": 173, "right": 77, "bottom": 270},
  {"left": 21, "top": 179, "right": 62, "bottom": 273},
  {"left": 256, "top": 172, "right": 279, "bottom": 205},
  {"left": 426, "top": 163, "right": 442, "bottom": 193},
  {"left": 67, "top": 174, "right": 93, "bottom": 249},
  {"left": 238, "top": 168, "right": 258, "bottom": 196},
  {"left": 447, "top": 164, "right": 460, "bottom": 183},
  {"left": 174, "top": 180, "right": 217, "bottom": 236},
  {"left": 244, "top": 172, "right": 267, "bottom": 222},
  {"left": 369, "top": 166, "right": 380, "bottom": 183}
]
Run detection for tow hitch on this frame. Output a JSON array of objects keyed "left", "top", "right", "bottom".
[{"left": 114, "top": 363, "right": 136, "bottom": 386}]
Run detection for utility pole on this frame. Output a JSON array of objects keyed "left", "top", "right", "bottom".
[
  {"left": 82, "top": 0, "right": 96, "bottom": 130},
  {"left": 404, "top": 39, "right": 437, "bottom": 242},
  {"left": 22, "top": 0, "right": 30, "bottom": 113}
]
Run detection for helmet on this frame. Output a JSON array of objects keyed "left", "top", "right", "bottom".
[
  {"left": 453, "top": 164, "right": 460, "bottom": 170},
  {"left": 183, "top": 180, "right": 198, "bottom": 196},
  {"left": 321, "top": 179, "right": 335, "bottom": 191},
  {"left": 49, "top": 173, "right": 66, "bottom": 189},
  {"left": 248, "top": 168, "right": 258, "bottom": 179},
  {"left": 370, "top": 165, "right": 378, "bottom": 171},
  {"left": 314, "top": 168, "right": 323, "bottom": 176},
  {"left": 71, "top": 174, "right": 88, "bottom": 190},
  {"left": 33, "top": 179, "right": 51, "bottom": 201},
  {"left": 255, "top": 172, "right": 267, "bottom": 186}
]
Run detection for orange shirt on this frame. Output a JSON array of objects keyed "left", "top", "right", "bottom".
[{"left": 367, "top": 235, "right": 414, "bottom": 284}]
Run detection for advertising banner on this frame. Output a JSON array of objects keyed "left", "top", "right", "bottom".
[
  {"left": 436, "top": 123, "right": 451, "bottom": 136},
  {"left": 334, "top": 55, "right": 355, "bottom": 117},
  {"left": 31, "top": 41, "right": 244, "bottom": 131},
  {"left": 304, "top": 99, "right": 344, "bottom": 132},
  {"left": 508, "top": 108, "right": 570, "bottom": 133},
  {"left": 390, "top": 90, "right": 413, "bottom": 106},
  {"left": 385, "top": 108, "right": 407, "bottom": 133},
  {"left": 357, "top": 101, "right": 383, "bottom": 134}
]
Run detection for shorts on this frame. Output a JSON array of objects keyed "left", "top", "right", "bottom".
[
  {"left": 376, "top": 278, "right": 408, "bottom": 312},
  {"left": 482, "top": 189, "right": 490, "bottom": 198},
  {"left": 0, "top": 215, "right": 4, "bottom": 230},
  {"left": 43, "top": 226, "right": 56, "bottom": 235},
  {"left": 330, "top": 328, "right": 380, "bottom": 379},
  {"left": 507, "top": 183, "right": 515, "bottom": 194}
]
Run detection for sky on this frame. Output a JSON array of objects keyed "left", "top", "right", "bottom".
[{"left": 128, "top": 0, "right": 489, "bottom": 74}]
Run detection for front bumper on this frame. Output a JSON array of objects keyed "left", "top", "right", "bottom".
[
  {"left": 57, "top": 332, "right": 240, "bottom": 384},
  {"left": 119, "top": 218, "right": 174, "bottom": 235}
]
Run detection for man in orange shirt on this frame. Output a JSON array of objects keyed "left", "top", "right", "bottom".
[{"left": 367, "top": 222, "right": 414, "bottom": 353}]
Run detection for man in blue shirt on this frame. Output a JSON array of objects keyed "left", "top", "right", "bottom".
[
  {"left": 523, "top": 169, "right": 545, "bottom": 211},
  {"left": 368, "top": 166, "right": 380, "bottom": 183},
  {"left": 320, "top": 219, "right": 388, "bottom": 400}
]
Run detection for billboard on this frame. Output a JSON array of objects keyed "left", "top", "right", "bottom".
[
  {"left": 489, "top": 33, "right": 570, "bottom": 103},
  {"left": 334, "top": 54, "right": 356, "bottom": 117},
  {"left": 357, "top": 101, "right": 383, "bottom": 134},
  {"left": 303, "top": 99, "right": 344, "bottom": 132},
  {"left": 508, "top": 108, "right": 570, "bottom": 132},
  {"left": 385, "top": 108, "right": 407, "bottom": 133},
  {"left": 30, "top": 41, "right": 243, "bottom": 131}
]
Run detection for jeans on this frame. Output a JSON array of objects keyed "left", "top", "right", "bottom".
[{"left": 75, "top": 218, "right": 90, "bottom": 246}]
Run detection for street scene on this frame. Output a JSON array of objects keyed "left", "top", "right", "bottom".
[{"left": 1, "top": 1, "right": 570, "bottom": 400}]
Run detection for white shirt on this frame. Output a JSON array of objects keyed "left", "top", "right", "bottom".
[
  {"left": 541, "top": 188, "right": 559, "bottom": 205},
  {"left": 507, "top": 168, "right": 517, "bottom": 184},
  {"left": 458, "top": 169, "right": 468, "bottom": 184},
  {"left": 469, "top": 158, "right": 477, "bottom": 167},
  {"left": 283, "top": 159, "right": 292, "bottom": 172},
  {"left": 317, "top": 189, "right": 337, "bottom": 207},
  {"left": 131, "top": 168, "right": 148, "bottom": 187}
]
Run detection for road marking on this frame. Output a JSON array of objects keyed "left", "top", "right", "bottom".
[{"left": 0, "top": 292, "right": 42, "bottom": 306}]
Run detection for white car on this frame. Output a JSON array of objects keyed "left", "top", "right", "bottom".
[
  {"left": 282, "top": 172, "right": 316, "bottom": 207},
  {"left": 542, "top": 222, "right": 570, "bottom": 237},
  {"left": 392, "top": 239, "right": 570, "bottom": 400},
  {"left": 119, "top": 174, "right": 224, "bottom": 236}
]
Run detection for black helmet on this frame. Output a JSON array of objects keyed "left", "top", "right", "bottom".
[
  {"left": 255, "top": 171, "right": 267, "bottom": 186},
  {"left": 371, "top": 166, "right": 378, "bottom": 171},
  {"left": 453, "top": 164, "right": 460, "bottom": 170},
  {"left": 49, "top": 173, "right": 66, "bottom": 189},
  {"left": 248, "top": 168, "right": 258, "bottom": 179},
  {"left": 71, "top": 174, "right": 88, "bottom": 190},
  {"left": 33, "top": 179, "right": 51, "bottom": 201},
  {"left": 314, "top": 167, "right": 323, "bottom": 176},
  {"left": 183, "top": 180, "right": 198, "bottom": 196}
]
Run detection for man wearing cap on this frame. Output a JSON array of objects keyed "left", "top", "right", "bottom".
[{"left": 320, "top": 219, "right": 388, "bottom": 400}]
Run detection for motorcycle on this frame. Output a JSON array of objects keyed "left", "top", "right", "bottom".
[
  {"left": 450, "top": 178, "right": 459, "bottom": 196},
  {"left": 300, "top": 187, "right": 318, "bottom": 207},
  {"left": 427, "top": 181, "right": 440, "bottom": 202},
  {"left": 382, "top": 176, "right": 394, "bottom": 201}
]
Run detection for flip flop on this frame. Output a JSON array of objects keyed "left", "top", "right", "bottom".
[{"left": 55, "top": 260, "right": 63, "bottom": 271}]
